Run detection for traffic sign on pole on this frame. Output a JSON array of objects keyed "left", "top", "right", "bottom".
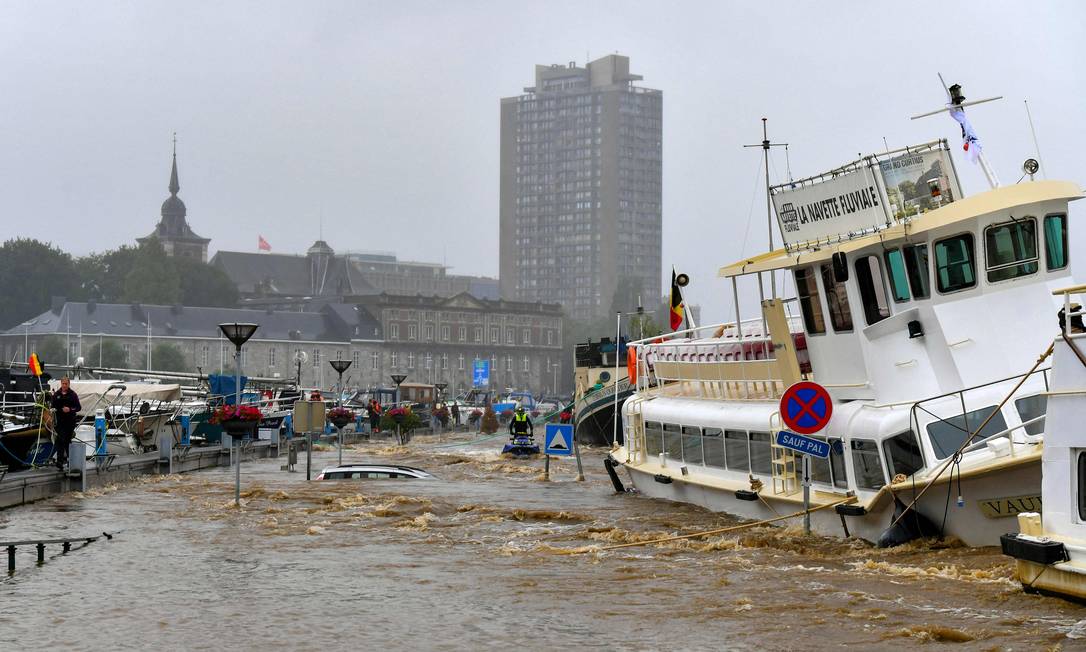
[
  {"left": 775, "top": 430, "right": 831, "bottom": 458},
  {"left": 544, "top": 423, "right": 574, "bottom": 456},
  {"left": 779, "top": 381, "right": 833, "bottom": 435}
]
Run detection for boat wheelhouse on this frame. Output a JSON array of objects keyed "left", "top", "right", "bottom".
[{"left": 614, "top": 136, "right": 1082, "bottom": 546}]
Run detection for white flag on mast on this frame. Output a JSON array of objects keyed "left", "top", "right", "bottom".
[{"left": 948, "top": 107, "right": 982, "bottom": 164}]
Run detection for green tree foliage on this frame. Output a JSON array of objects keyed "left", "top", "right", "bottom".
[
  {"left": 480, "top": 403, "right": 499, "bottom": 434},
  {"left": 173, "top": 257, "right": 239, "bottom": 307},
  {"left": 122, "top": 239, "right": 181, "bottom": 304},
  {"left": 0, "top": 239, "right": 80, "bottom": 329},
  {"left": 86, "top": 340, "right": 127, "bottom": 368},
  {"left": 35, "top": 335, "right": 67, "bottom": 365},
  {"left": 75, "top": 246, "right": 140, "bottom": 302},
  {"left": 144, "top": 343, "right": 189, "bottom": 372}
]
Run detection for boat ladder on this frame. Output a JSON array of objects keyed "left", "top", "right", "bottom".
[{"left": 769, "top": 413, "right": 799, "bottom": 496}]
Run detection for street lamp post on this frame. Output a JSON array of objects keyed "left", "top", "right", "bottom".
[
  {"left": 218, "top": 322, "right": 259, "bottom": 507},
  {"left": 612, "top": 307, "right": 644, "bottom": 448},
  {"left": 329, "top": 358, "right": 352, "bottom": 467},
  {"left": 390, "top": 373, "right": 407, "bottom": 445}
]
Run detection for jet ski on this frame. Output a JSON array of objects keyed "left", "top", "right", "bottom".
[{"left": 501, "top": 433, "right": 540, "bottom": 457}]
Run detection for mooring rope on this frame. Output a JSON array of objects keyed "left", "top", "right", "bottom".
[{"left": 565, "top": 497, "right": 854, "bottom": 554}]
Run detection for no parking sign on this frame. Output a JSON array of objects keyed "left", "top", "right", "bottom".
[{"left": 779, "top": 381, "right": 832, "bottom": 435}]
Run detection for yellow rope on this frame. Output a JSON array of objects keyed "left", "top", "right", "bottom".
[{"left": 569, "top": 497, "right": 854, "bottom": 554}]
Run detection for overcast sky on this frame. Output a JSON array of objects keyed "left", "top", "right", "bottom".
[{"left": 2, "top": 1, "right": 1083, "bottom": 323}]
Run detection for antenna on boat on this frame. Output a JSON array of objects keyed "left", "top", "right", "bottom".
[
  {"left": 910, "top": 74, "right": 1002, "bottom": 189},
  {"left": 1023, "top": 99, "right": 1046, "bottom": 179},
  {"left": 743, "top": 118, "right": 788, "bottom": 299}
]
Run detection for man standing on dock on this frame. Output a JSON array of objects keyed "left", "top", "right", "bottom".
[{"left": 51, "top": 376, "right": 81, "bottom": 470}]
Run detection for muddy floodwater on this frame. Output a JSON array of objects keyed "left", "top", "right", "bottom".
[{"left": 2, "top": 433, "right": 1085, "bottom": 651}]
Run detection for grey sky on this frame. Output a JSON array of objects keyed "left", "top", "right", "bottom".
[{"left": 2, "top": 1, "right": 1083, "bottom": 323}]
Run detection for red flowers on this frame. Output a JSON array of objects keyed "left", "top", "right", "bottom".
[{"left": 209, "top": 404, "right": 262, "bottom": 424}]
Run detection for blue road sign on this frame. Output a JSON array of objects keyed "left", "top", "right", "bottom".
[
  {"left": 775, "top": 430, "right": 830, "bottom": 459},
  {"left": 544, "top": 423, "right": 574, "bottom": 456},
  {"left": 779, "top": 381, "right": 833, "bottom": 435},
  {"left": 472, "top": 359, "right": 490, "bottom": 388}
]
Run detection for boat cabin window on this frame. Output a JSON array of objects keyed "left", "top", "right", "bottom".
[
  {"left": 1045, "top": 213, "right": 1069, "bottom": 271},
  {"left": 663, "top": 423, "right": 683, "bottom": 459},
  {"left": 793, "top": 267, "right": 827, "bottom": 335},
  {"left": 810, "top": 437, "right": 848, "bottom": 488},
  {"left": 749, "top": 431, "right": 772, "bottom": 474},
  {"left": 682, "top": 426, "right": 703, "bottom": 465},
  {"left": 1079, "top": 451, "right": 1086, "bottom": 522},
  {"left": 850, "top": 439, "right": 886, "bottom": 490},
  {"left": 703, "top": 427, "right": 725, "bottom": 468},
  {"left": 725, "top": 429, "right": 749, "bottom": 471},
  {"left": 985, "top": 217, "right": 1038, "bottom": 283},
  {"left": 883, "top": 249, "right": 911, "bottom": 303},
  {"left": 819, "top": 263, "right": 854, "bottom": 332},
  {"left": 934, "top": 233, "right": 976, "bottom": 294},
  {"left": 883, "top": 431, "right": 924, "bottom": 479},
  {"left": 903, "top": 244, "right": 931, "bottom": 299},
  {"left": 1014, "top": 394, "right": 1047, "bottom": 436},
  {"left": 855, "top": 255, "right": 891, "bottom": 325},
  {"left": 645, "top": 421, "right": 663, "bottom": 457},
  {"left": 925, "top": 405, "right": 1008, "bottom": 459}
]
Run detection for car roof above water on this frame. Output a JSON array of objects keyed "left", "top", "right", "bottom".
[{"left": 319, "top": 463, "right": 433, "bottom": 477}]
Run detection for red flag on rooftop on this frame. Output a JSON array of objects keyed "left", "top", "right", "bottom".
[{"left": 258, "top": 235, "right": 271, "bottom": 252}]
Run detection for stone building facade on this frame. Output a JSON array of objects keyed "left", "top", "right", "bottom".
[{"left": 4, "top": 297, "right": 564, "bottom": 396}]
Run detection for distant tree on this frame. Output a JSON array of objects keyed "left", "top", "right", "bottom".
[
  {"left": 143, "top": 343, "right": 188, "bottom": 372},
  {"left": 122, "top": 239, "right": 180, "bottom": 305},
  {"left": 173, "top": 257, "right": 239, "bottom": 307},
  {"left": 35, "top": 335, "right": 67, "bottom": 366},
  {"left": 86, "top": 340, "right": 127, "bottom": 368},
  {"left": 0, "top": 238, "right": 80, "bottom": 329},
  {"left": 76, "top": 245, "right": 140, "bottom": 302}
]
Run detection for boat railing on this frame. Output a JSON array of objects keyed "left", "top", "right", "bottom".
[
  {"left": 632, "top": 299, "right": 803, "bottom": 401},
  {"left": 908, "top": 363, "right": 1052, "bottom": 461},
  {"left": 960, "top": 414, "right": 1045, "bottom": 456}
]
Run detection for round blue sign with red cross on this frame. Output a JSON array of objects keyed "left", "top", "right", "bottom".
[{"left": 779, "top": 381, "right": 833, "bottom": 435}]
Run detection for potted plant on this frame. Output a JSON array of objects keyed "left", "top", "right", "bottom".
[
  {"left": 480, "top": 404, "right": 499, "bottom": 435},
  {"left": 327, "top": 406, "right": 355, "bottom": 429},
  {"left": 432, "top": 405, "right": 450, "bottom": 428},
  {"left": 381, "top": 407, "right": 421, "bottom": 444},
  {"left": 210, "top": 404, "right": 262, "bottom": 440}
]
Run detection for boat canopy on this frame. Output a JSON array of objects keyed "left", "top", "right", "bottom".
[{"left": 52, "top": 380, "right": 183, "bottom": 406}]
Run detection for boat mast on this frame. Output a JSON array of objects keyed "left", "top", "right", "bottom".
[
  {"left": 744, "top": 119, "right": 787, "bottom": 299},
  {"left": 910, "top": 74, "right": 1002, "bottom": 189}
]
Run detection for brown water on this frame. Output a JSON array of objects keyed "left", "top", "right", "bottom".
[{"left": 2, "top": 434, "right": 1085, "bottom": 650}]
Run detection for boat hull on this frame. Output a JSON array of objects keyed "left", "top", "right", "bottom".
[
  {"left": 0, "top": 426, "right": 54, "bottom": 469},
  {"left": 617, "top": 450, "right": 1040, "bottom": 547},
  {"left": 574, "top": 387, "right": 633, "bottom": 447}
]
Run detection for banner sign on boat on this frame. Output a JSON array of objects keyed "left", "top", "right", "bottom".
[
  {"left": 772, "top": 141, "right": 961, "bottom": 251},
  {"left": 772, "top": 167, "right": 886, "bottom": 249},
  {"left": 878, "top": 148, "right": 961, "bottom": 219},
  {"left": 544, "top": 423, "right": 574, "bottom": 456},
  {"left": 775, "top": 430, "right": 831, "bottom": 459},
  {"left": 779, "top": 381, "right": 833, "bottom": 435}
]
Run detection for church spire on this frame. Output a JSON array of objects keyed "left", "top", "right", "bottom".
[{"left": 168, "top": 132, "right": 180, "bottom": 195}]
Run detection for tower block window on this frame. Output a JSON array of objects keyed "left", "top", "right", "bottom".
[
  {"left": 855, "top": 255, "right": 891, "bottom": 325},
  {"left": 985, "top": 218, "right": 1038, "bottom": 283},
  {"left": 793, "top": 267, "right": 826, "bottom": 335},
  {"left": 934, "top": 233, "right": 976, "bottom": 293}
]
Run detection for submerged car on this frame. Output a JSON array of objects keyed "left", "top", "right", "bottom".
[{"left": 315, "top": 464, "right": 434, "bottom": 480}]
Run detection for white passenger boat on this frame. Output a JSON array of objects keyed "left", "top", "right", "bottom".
[
  {"left": 1003, "top": 287, "right": 1086, "bottom": 597},
  {"left": 611, "top": 88, "right": 1082, "bottom": 546}
]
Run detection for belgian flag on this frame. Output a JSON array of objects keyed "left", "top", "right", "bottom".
[
  {"left": 669, "top": 268, "right": 685, "bottom": 331},
  {"left": 28, "top": 352, "right": 43, "bottom": 376}
]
